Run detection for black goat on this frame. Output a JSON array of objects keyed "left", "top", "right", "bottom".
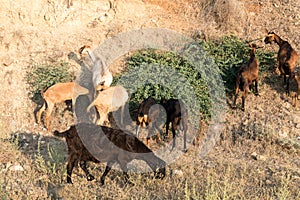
[
  {"left": 264, "top": 32, "right": 299, "bottom": 95},
  {"left": 136, "top": 97, "right": 161, "bottom": 147},
  {"left": 161, "top": 98, "right": 188, "bottom": 151},
  {"left": 54, "top": 123, "right": 166, "bottom": 185}
]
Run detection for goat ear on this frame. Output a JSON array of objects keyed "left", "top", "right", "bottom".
[{"left": 264, "top": 28, "right": 269, "bottom": 34}]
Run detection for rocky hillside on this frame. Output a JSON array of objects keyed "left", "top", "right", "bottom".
[
  {"left": 0, "top": 0, "right": 300, "bottom": 132},
  {"left": 0, "top": 0, "right": 299, "bottom": 199}
]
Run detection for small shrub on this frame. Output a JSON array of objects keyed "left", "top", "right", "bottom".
[
  {"left": 34, "top": 140, "right": 66, "bottom": 184},
  {"left": 200, "top": 35, "right": 276, "bottom": 93},
  {"left": 113, "top": 49, "right": 211, "bottom": 122},
  {"left": 25, "top": 62, "right": 74, "bottom": 103}
]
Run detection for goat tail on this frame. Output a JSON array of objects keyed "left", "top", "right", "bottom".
[
  {"left": 40, "top": 86, "right": 47, "bottom": 97},
  {"left": 86, "top": 99, "right": 96, "bottom": 112}
]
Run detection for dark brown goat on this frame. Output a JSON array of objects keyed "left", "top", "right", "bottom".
[
  {"left": 54, "top": 123, "right": 166, "bottom": 185},
  {"left": 264, "top": 32, "right": 299, "bottom": 95},
  {"left": 161, "top": 98, "right": 188, "bottom": 151},
  {"left": 232, "top": 43, "right": 259, "bottom": 111},
  {"left": 136, "top": 97, "right": 161, "bottom": 147}
]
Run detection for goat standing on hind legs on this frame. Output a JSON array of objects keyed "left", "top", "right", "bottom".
[
  {"left": 232, "top": 43, "right": 259, "bottom": 111},
  {"left": 264, "top": 32, "right": 299, "bottom": 95}
]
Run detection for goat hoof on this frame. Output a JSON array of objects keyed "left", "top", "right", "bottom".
[
  {"left": 182, "top": 149, "right": 188, "bottom": 153},
  {"left": 255, "top": 93, "right": 259, "bottom": 96},
  {"left": 67, "top": 178, "right": 73, "bottom": 184},
  {"left": 87, "top": 174, "right": 95, "bottom": 181},
  {"left": 100, "top": 178, "right": 105, "bottom": 186}
]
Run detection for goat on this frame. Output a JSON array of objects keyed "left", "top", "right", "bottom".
[
  {"left": 264, "top": 32, "right": 299, "bottom": 95},
  {"left": 232, "top": 43, "right": 259, "bottom": 111},
  {"left": 79, "top": 45, "right": 113, "bottom": 92},
  {"left": 54, "top": 123, "right": 166, "bottom": 185},
  {"left": 161, "top": 98, "right": 188, "bottom": 151},
  {"left": 86, "top": 85, "right": 129, "bottom": 126},
  {"left": 35, "top": 82, "right": 89, "bottom": 130},
  {"left": 136, "top": 97, "right": 162, "bottom": 147}
]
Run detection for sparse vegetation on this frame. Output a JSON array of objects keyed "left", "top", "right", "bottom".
[
  {"left": 0, "top": 0, "right": 299, "bottom": 199},
  {"left": 25, "top": 62, "right": 74, "bottom": 103},
  {"left": 200, "top": 35, "right": 277, "bottom": 93}
]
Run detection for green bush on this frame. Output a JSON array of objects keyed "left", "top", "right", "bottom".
[
  {"left": 114, "top": 35, "right": 276, "bottom": 122},
  {"left": 200, "top": 35, "right": 276, "bottom": 93},
  {"left": 113, "top": 49, "right": 212, "bottom": 122},
  {"left": 25, "top": 62, "right": 74, "bottom": 103}
]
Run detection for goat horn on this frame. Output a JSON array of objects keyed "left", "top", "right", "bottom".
[{"left": 264, "top": 28, "right": 269, "bottom": 34}]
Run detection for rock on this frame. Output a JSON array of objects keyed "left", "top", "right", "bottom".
[
  {"left": 251, "top": 152, "right": 258, "bottom": 160},
  {"left": 257, "top": 155, "right": 267, "bottom": 161},
  {"left": 8, "top": 164, "right": 24, "bottom": 171},
  {"left": 3, "top": 57, "right": 14, "bottom": 66},
  {"left": 293, "top": 115, "right": 300, "bottom": 124},
  {"left": 278, "top": 130, "right": 288, "bottom": 138},
  {"left": 251, "top": 152, "right": 267, "bottom": 161},
  {"left": 171, "top": 169, "right": 183, "bottom": 177}
]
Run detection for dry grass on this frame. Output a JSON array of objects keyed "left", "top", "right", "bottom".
[{"left": 0, "top": 116, "right": 299, "bottom": 199}]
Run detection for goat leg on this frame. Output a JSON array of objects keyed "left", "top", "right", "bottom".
[
  {"left": 241, "top": 86, "right": 249, "bottom": 112},
  {"left": 100, "top": 164, "right": 112, "bottom": 185},
  {"left": 286, "top": 74, "right": 291, "bottom": 96},
  {"left": 183, "top": 128, "right": 187, "bottom": 152},
  {"left": 165, "top": 120, "right": 170, "bottom": 138},
  {"left": 171, "top": 123, "right": 176, "bottom": 150},
  {"left": 135, "top": 125, "right": 140, "bottom": 138},
  {"left": 119, "top": 162, "right": 134, "bottom": 186},
  {"left": 79, "top": 161, "right": 95, "bottom": 181},
  {"left": 254, "top": 80, "right": 259, "bottom": 96},
  {"left": 232, "top": 95, "right": 238, "bottom": 109},
  {"left": 66, "top": 154, "right": 78, "bottom": 184}
]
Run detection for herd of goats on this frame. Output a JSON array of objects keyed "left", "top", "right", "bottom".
[{"left": 33, "top": 32, "right": 299, "bottom": 185}]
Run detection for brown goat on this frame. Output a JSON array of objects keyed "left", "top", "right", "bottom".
[
  {"left": 264, "top": 32, "right": 299, "bottom": 95},
  {"left": 86, "top": 85, "right": 129, "bottom": 126},
  {"left": 161, "top": 98, "right": 188, "bottom": 151},
  {"left": 35, "top": 82, "right": 89, "bottom": 130},
  {"left": 232, "top": 43, "right": 259, "bottom": 111},
  {"left": 136, "top": 97, "right": 162, "bottom": 147},
  {"left": 54, "top": 123, "right": 166, "bottom": 185}
]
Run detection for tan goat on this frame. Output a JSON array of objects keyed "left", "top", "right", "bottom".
[
  {"left": 86, "top": 85, "right": 129, "bottom": 125},
  {"left": 36, "top": 82, "right": 89, "bottom": 130}
]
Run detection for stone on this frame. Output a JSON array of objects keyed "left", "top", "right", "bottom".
[{"left": 9, "top": 164, "right": 24, "bottom": 171}]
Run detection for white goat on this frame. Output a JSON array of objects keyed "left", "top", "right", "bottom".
[
  {"left": 79, "top": 45, "right": 113, "bottom": 91},
  {"left": 86, "top": 85, "right": 129, "bottom": 125}
]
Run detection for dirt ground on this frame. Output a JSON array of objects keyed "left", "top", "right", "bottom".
[{"left": 0, "top": 0, "right": 299, "bottom": 199}]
